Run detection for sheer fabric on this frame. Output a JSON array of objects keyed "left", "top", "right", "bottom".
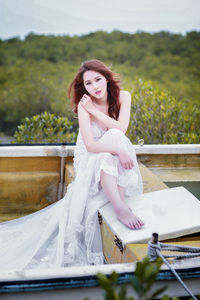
[{"left": 0, "top": 123, "right": 143, "bottom": 271}]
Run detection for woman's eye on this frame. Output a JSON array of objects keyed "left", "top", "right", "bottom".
[
  {"left": 96, "top": 78, "right": 101, "bottom": 81},
  {"left": 86, "top": 82, "right": 91, "bottom": 85}
]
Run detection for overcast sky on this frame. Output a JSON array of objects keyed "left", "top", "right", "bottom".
[{"left": 0, "top": 0, "right": 200, "bottom": 40}]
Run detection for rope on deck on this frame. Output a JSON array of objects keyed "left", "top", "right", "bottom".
[{"left": 147, "top": 233, "right": 200, "bottom": 300}]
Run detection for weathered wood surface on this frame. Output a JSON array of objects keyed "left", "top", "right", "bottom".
[
  {"left": 0, "top": 157, "right": 60, "bottom": 221},
  {"left": 138, "top": 153, "right": 200, "bottom": 168},
  {"left": 150, "top": 167, "right": 200, "bottom": 182},
  {"left": 138, "top": 162, "right": 168, "bottom": 193},
  {"left": 64, "top": 157, "right": 74, "bottom": 192},
  {"left": 126, "top": 240, "right": 200, "bottom": 263}
]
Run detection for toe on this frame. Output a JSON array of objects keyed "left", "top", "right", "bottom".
[
  {"left": 133, "top": 222, "right": 138, "bottom": 229},
  {"left": 136, "top": 223, "right": 141, "bottom": 229},
  {"left": 129, "top": 221, "right": 135, "bottom": 229},
  {"left": 139, "top": 219, "right": 144, "bottom": 226}
]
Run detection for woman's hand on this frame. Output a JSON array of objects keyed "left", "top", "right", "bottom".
[
  {"left": 118, "top": 149, "right": 134, "bottom": 169},
  {"left": 80, "top": 94, "right": 95, "bottom": 113}
]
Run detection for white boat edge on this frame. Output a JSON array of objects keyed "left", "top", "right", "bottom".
[
  {"left": 0, "top": 262, "right": 137, "bottom": 281},
  {"left": 1, "top": 255, "right": 200, "bottom": 282},
  {"left": 0, "top": 144, "right": 200, "bottom": 157}
]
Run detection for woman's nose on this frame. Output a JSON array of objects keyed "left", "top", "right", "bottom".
[{"left": 93, "top": 82, "right": 98, "bottom": 89}]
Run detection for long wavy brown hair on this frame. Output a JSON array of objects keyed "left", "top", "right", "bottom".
[{"left": 68, "top": 59, "right": 121, "bottom": 120}]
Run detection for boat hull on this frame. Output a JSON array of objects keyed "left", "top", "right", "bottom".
[
  {"left": 0, "top": 263, "right": 200, "bottom": 299},
  {"left": 0, "top": 144, "right": 200, "bottom": 298}
]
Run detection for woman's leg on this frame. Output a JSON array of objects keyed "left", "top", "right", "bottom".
[
  {"left": 100, "top": 170, "right": 144, "bottom": 229},
  {"left": 118, "top": 185, "right": 125, "bottom": 202}
]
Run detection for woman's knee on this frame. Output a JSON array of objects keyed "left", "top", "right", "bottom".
[
  {"left": 99, "top": 128, "right": 126, "bottom": 145},
  {"left": 106, "top": 128, "right": 125, "bottom": 137}
]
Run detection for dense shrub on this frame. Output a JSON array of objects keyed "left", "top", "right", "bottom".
[
  {"left": 93, "top": 256, "right": 188, "bottom": 300},
  {"left": 127, "top": 79, "right": 200, "bottom": 144},
  {"left": 0, "top": 30, "right": 200, "bottom": 140},
  {"left": 12, "top": 112, "right": 77, "bottom": 144},
  {"left": 11, "top": 79, "right": 199, "bottom": 145}
]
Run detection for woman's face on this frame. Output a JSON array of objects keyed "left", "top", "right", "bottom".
[{"left": 83, "top": 70, "right": 108, "bottom": 100}]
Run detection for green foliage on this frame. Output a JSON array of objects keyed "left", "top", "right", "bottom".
[
  {"left": 97, "top": 271, "right": 122, "bottom": 300},
  {"left": 127, "top": 79, "right": 200, "bottom": 144},
  {"left": 0, "top": 59, "right": 77, "bottom": 134},
  {"left": 96, "top": 257, "right": 168, "bottom": 300},
  {"left": 0, "top": 30, "right": 199, "bottom": 142},
  {"left": 130, "top": 256, "right": 165, "bottom": 299},
  {"left": 12, "top": 112, "right": 77, "bottom": 144},
  {"left": 95, "top": 256, "right": 198, "bottom": 300}
]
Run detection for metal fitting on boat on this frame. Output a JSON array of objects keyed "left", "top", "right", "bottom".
[{"left": 147, "top": 233, "right": 161, "bottom": 261}]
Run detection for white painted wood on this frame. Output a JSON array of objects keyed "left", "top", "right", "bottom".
[
  {"left": 99, "top": 187, "right": 200, "bottom": 245},
  {"left": 0, "top": 144, "right": 199, "bottom": 157},
  {"left": 0, "top": 256, "right": 199, "bottom": 282},
  {"left": 0, "top": 262, "right": 200, "bottom": 298},
  {"left": 135, "top": 144, "right": 200, "bottom": 154},
  {"left": 0, "top": 145, "right": 75, "bottom": 157},
  {"left": 0, "top": 262, "right": 136, "bottom": 281}
]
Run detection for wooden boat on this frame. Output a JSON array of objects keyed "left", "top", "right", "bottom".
[{"left": 0, "top": 144, "right": 200, "bottom": 299}]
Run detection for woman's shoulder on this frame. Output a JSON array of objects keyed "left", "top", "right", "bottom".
[{"left": 119, "top": 90, "right": 131, "bottom": 104}]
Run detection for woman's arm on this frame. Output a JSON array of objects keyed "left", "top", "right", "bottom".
[
  {"left": 78, "top": 100, "right": 134, "bottom": 170},
  {"left": 78, "top": 104, "right": 118, "bottom": 154},
  {"left": 80, "top": 91, "right": 131, "bottom": 133}
]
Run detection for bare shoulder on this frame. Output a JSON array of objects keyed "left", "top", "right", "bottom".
[
  {"left": 119, "top": 90, "right": 131, "bottom": 104},
  {"left": 77, "top": 102, "right": 90, "bottom": 120},
  {"left": 78, "top": 102, "right": 87, "bottom": 114},
  {"left": 77, "top": 102, "right": 82, "bottom": 113}
]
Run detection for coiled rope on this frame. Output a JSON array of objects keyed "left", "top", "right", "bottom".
[{"left": 147, "top": 233, "right": 200, "bottom": 300}]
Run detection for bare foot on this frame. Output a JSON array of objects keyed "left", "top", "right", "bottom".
[
  {"left": 115, "top": 202, "right": 144, "bottom": 230},
  {"left": 117, "top": 187, "right": 132, "bottom": 212}
]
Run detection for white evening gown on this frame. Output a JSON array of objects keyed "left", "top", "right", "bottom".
[{"left": 0, "top": 123, "right": 143, "bottom": 271}]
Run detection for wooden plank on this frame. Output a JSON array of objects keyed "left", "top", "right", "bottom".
[
  {"left": 150, "top": 167, "right": 200, "bottom": 182},
  {"left": 139, "top": 162, "right": 168, "bottom": 193},
  {"left": 64, "top": 157, "right": 74, "bottom": 186},
  {"left": 126, "top": 240, "right": 200, "bottom": 262},
  {"left": 100, "top": 218, "right": 123, "bottom": 264},
  {"left": 0, "top": 214, "right": 28, "bottom": 222},
  {"left": 0, "top": 171, "right": 60, "bottom": 221},
  {"left": 138, "top": 154, "right": 200, "bottom": 168},
  {"left": 0, "top": 157, "right": 60, "bottom": 172}
]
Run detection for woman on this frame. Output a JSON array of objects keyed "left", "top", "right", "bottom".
[
  {"left": 0, "top": 59, "right": 143, "bottom": 271},
  {"left": 69, "top": 59, "right": 143, "bottom": 229}
]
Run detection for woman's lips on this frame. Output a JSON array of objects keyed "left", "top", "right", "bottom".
[{"left": 95, "top": 90, "right": 101, "bottom": 95}]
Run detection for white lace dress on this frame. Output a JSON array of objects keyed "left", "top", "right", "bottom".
[{"left": 0, "top": 123, "right": 143, "bottom": 271}]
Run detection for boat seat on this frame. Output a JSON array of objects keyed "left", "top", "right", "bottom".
[{"left": 99, "top": 186, "right": 200, "bottom": 263}]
